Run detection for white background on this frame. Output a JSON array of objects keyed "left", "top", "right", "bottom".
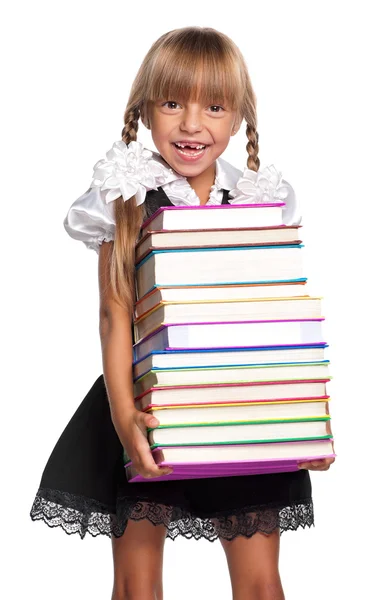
[{"left": 2, "top": 1, "right": 384, "bottom": 598}]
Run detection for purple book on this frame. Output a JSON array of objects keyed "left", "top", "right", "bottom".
[
  {"left": 133, "top": 319, "right": 325, "bottom": 362},
  {"left": 124, "top": 438, "right": 336, "bottom": 483}
]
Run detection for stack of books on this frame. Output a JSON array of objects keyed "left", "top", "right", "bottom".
[{"left": 124, "top": 202, "right": 336, "bottom": 482}]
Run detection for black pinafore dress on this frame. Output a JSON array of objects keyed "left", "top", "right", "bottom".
[{"left": 29, "top": 187, "right": 314, "bottom": 541}]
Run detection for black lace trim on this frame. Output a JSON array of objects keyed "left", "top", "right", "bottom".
[{"left": 30, "top": 487, "right": 314, "bottom": 542}]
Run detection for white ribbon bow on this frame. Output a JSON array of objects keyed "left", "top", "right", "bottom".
[
  {"left": 228, "top": 164, "right": 292, "bottom": 204},
  {"left": 90, "top": 140, "right": 180, "bottom": 205},
  {"left": 228, "top": 164, "right": 300, "bottom": 225}
]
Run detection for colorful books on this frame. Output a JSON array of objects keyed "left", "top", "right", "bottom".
[
  {"left": 135, "top": 282, "right": 308, "bottom": 319},
  {"left": 137, "top": 398, "right": 330, "bottom": 425},
  {"left": 135, "top": 245, "right": 304, "bottom": 298},
  {"left": 141, "top": 203, "right": 286, "bottom": 236},
  {"left": 125, "top": 205, "right": 336, "bottom": 482},
  {"left": 133, "top": 296, "right": 323, "bottom": 341},
  {"left": 124, "top": 439, "right": 335, "bottom": 481},
  {"left": 133, "top": 320, "right": 326, "bottom": 361},
  {"left": 134, "top": 381, "right": 330, "bottom": 410},
  {"left": 135, "top": 225, "right": 302, "bottom": 261},
  {"left": 133, "top": 345, "right": 328, "bottom": 379},
  {"left": 133, "top": 362, "right": 330, "bottom": 395},
  {"left": 146, "top": 418, "right": 332, "bottom": 446}
]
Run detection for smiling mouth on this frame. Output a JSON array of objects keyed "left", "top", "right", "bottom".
[
  {"left": 172, "top": 142, "right": 208, "bottom": 156},
  {"left": 173, "top": 142, "right": 207, "bottom": 149}
]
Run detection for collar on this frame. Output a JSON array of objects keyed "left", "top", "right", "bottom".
[{"left": 150, "top": 148, "right": 242, "bottom": 206}]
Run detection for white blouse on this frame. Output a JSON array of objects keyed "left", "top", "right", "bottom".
[{"left": 63, "top": 142, "right": 301, "bottom": 254}]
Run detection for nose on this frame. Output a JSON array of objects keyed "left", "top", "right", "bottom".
[{"left": 179, "top": 105, "right": 203, "bottom": 133}]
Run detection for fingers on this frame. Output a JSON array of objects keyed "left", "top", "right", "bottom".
[
  {"left": 130, "top": 439, "right": 173, "bottom": 479},
  {"left": 131, "top": 412, "right": 173, "bottom": 479},
  {"left": 134, "top": 411, "right": 158, "bottom": 438},
  {"left": 298, "top": 457, "right": 335, "bottom": 471},
  {"left": 143, "top": 412, "right": 159, "bottom": 428},
  {"left": 136, "top": 456, "right": 173, "bottom": 479},
  {"left": 133, "top": 445, "right": 173, "bottom": 479}
]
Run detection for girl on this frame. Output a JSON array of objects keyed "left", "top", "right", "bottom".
[{"left": 30, "top": 26, "right": 334, "bottom": 600}]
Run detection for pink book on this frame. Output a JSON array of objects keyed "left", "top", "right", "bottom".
[
  {"left": 124, "top": 438, "right": 336, "bottom": 482},
  {"left": 141, "top": 203, "right": 286, "bottom": 236}
]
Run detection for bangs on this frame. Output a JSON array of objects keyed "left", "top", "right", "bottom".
[{"left": 146, "top": 34, "right": 244, "bottom": 110}]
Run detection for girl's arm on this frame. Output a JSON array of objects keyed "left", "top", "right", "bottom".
[
  {"left": 98, "top": 240, "right": 172, "bottom": 478},
  {"left": 98, "top": 240, "right": 136, "bottom": 421}
]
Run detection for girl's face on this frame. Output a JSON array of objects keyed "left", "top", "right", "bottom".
[{"left": 145, "top": 99, "right": 241, "bottom": 178}]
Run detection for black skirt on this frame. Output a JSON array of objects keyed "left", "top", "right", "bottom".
[{"left": 29, "top": 373, "right": 314, "bottom": 542}]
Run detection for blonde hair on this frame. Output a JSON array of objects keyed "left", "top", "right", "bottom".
[{"left": 109, "top": 26, "right": 260, "bottom": 315}]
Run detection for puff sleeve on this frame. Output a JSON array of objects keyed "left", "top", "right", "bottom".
[
  {"left": 280, "top": 179, "right": 301, "bottom": 226},
  {"left": 63, "top": 186, "right": 116, "bottom": 254}
]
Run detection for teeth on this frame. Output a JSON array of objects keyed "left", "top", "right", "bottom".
[
  {"left": 177, "top": 148, "right": 205, "bottom": 156},
  {"left": 175, "top": 142, "right": 206, "bottom": 149}
]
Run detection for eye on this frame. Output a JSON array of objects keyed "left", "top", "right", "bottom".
[
  {"left": 162, "top": 101, "right": 181, "bottom": 110},
  {"left": 209, "top": 105, "right": 225, "bottom": 113}
]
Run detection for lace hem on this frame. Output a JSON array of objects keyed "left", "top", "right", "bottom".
[{"left": 30, "top": 487, "right": 314, "bottom": 542}]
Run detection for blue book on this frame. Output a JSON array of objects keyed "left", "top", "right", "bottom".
[{"left": 135, "top": 245, "right": 305, "bottom": 299}]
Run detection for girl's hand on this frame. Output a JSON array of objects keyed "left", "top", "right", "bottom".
[
  {"left": 298, "top": 457, "right": 335, "bottom": 471},
  {"left": 113, "top": 409, "right": 173, "bottom": 479}
]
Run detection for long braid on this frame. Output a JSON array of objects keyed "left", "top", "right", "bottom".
[
  {"left": 121, "top": 106, "right": 140, "bottom": 144},
  {"left": 245, "top": 123, "right": 260, "bottom": 172},
  {"left": 109, "top": 104, "right": 146, "bottom": 314}
]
